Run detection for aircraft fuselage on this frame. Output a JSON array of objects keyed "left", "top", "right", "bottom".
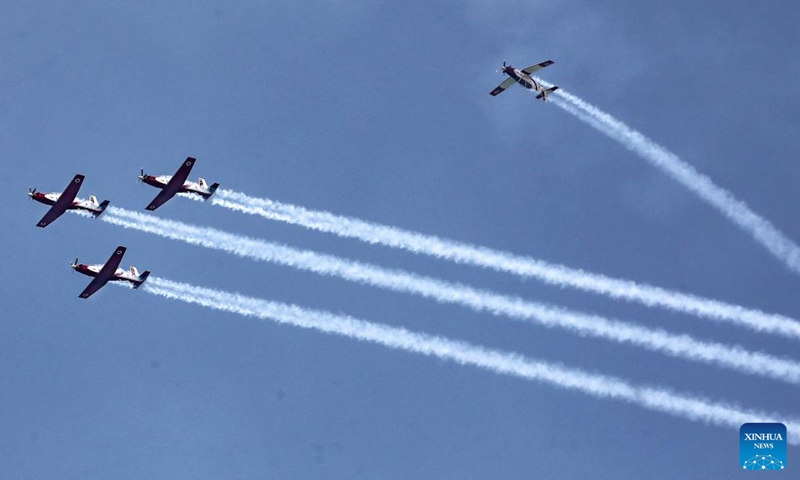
[
  {"left": 28, "top": 191, "right": 105, "bottom": 215},
  {"left": 72, "top": 263, "right": 142, "bottom": 284},
  {"left": 503, "top": 66, "right": 541, "bottom": 92},
  {"left": 139, "top": 174, "right": 215, "bottom": 198}
]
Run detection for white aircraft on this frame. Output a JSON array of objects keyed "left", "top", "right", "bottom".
[
  {"left": 139, "top": 157, "right": 219, "bottom": 211},
  {"left": 490, "top": 60, "right": 558, "bottom": 101},
  {"left": 28, "top": 174, "right": 110, "bottom": 227},
  {"left": 71, "top": 246, "right": 150, "bottom": 298}
]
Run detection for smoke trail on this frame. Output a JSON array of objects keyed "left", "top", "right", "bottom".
[
  {"left": 539, "top": 80, "right": 800, "bottom": 276},
  {"left": 100, "top": 207, "right": 800, "bottom": 385},
  {"left": 176, "top": 192, "right": 204, "bottom": 202},
  {"left": 211, "top": 189, "right": 800, "bottom": 341},
  {"left": 67, "top": 209, "right": 95, "bottom": 219},
  {"left": 143, "top": 276, "right": 800, "bottom": 444}
]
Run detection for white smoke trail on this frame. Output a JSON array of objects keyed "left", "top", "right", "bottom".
[
  {"left": 143, "top": 276, "right": 800, "bottom": 444},
  {"left": 539, "top": 79, "right": 800, "bottom": 276},
  {"left": 67, "top": 209, "right": 95, "bottom": 219},
  {"left": 100, "top": 207, "right": 800, "bottom": 385},
  {"left": 176, "top": 192, "right": 204, "bottom": 202},
  {"left": 211, "top": 189, "right": 800, "bottom": 340}
]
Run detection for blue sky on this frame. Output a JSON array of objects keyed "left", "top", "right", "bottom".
[{"left": 3, "top": 1, "right": 799, "bottom": 478}]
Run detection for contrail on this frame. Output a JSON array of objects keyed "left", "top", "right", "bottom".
[
  {"left": 99, "top": 207, "right": 800, "bottom": 385},
  {"left": 211, "top": 189, "right": 800, "bottom": 341},
  {"left": 142, "top": 276, "right": 800, "bottom": 444},
  {"left": 538, "top": 79, "right": 800, "bottom": 276}
]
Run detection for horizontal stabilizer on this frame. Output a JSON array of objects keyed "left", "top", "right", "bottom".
[
  {"left": 94, "top": 200, "right": 111, "bottom": 218},
  {"left": 535, "top": 86, "right": 559, "bottom": 101},
  {"left": 205, "top": 183, "right": 220, "bottom": 201},
  {"left": 134, "top": 271, "right": 151, "bottom": 289}
]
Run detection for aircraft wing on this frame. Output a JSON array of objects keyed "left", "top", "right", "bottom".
[
  {"left": 36, "top": 174, "right": 85, "bottom": 228},
  {"left": 79, "top": 246, "right": 126, "bottom": 299},
  {"left": 145, "top": 157, "right": 196, "bottom": 211},
  {"left": 522, "top": 60, "right": 554, "bottom": 74},
  {"left": 145, "top": 187, "right": 179, "bottom": 211},
  {"left": 490, "top": 77, "right": 516, "bottom": 96},
  {"left": 78, "top": 276, "right": 111, "bottom": 299}
]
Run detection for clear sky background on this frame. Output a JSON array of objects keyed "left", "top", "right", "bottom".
[{"left": 2, "top": 1, "right": 799, "bottom": 478}]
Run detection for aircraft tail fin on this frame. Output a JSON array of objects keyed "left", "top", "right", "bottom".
[
  {"left": 93, "top": 200, "right": 111, "bottom": 218},
  {"left": 133, "top": 270, "right": 150, "bottom": 289},
  {"left": 535, "top": 86, "right": 559, "bottom": 101},
  {"left": 89, "top": 194, "right": 98, "bottom": 206},
  {"left": 198, "top": 178, "right": 208, "bottom": 189},
  {"left": 204, "top": 183, "right": 220, "bottom": 201},
  {"left": 130, "top": 266, "right": 140, "bottom": 277}
]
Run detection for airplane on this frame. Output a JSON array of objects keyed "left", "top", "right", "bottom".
[
  {"left": 71, "top": 246, "right": 150, "bottom": 299},
  {"left": 490, "top": 60, "right": 559, "bottom": 101},
  {"left": 28, "top": 174, "right": 110, "bottom": 228},
  {"left": 139, "top": 157, "right": 220, "bottom": 211}
]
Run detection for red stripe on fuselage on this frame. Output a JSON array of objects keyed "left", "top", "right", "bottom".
[
  {"left": 30, "top": 193, "right": 55, "bottom": 206},
  {"left": 74, "top": 265, "right": 96, "bottom": 278},
  {"left": 142, "top": 176, "right": 164, "bottom": 189}
]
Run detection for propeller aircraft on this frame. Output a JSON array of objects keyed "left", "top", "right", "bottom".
[
  {"left": 71, "top": 246, "right": 150, "bottom": 299},
  {"left": 139, "top": 157, "right": 219, "bottom": 211},
  {"left": 490, "top": 60, "right": 559, "bottom": 101},
  {"left": 29, "top": 174, "right": 110, "bottom": 228}
]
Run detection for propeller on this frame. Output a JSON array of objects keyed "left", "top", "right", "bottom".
[
  {"left": 139, "top": 168, "right": 145, "bottom": 187},
  {"left": 27, "top": 186, "right": 36, "bottom": 197},
  {"left": 71, "top": 258, "right": 79, "bottom": 271},
  {"left": 496, "top": 60, "right": 508, "bottom": 75}
]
